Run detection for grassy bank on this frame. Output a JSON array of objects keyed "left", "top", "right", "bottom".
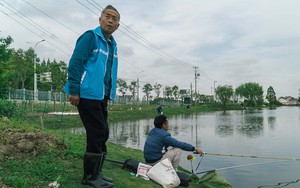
[
  {"left": 0, "top": 120, "right": 200, "bottom": 188},
  {"left": 24, "top": 103, "right": 244, "bottom": 129},
  {"left": 0, "top": 103, "right": 241, "bottom": 187}
]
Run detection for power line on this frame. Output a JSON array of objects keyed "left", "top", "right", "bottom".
[
  {"left": 75, "top": 0, "right": 190, "bottom": 87},
  {"left": 0, "top": 2, "right": 72, "bottom": 56},
  {"left": 2, "top": 0, "right": 73, "bottom": 51},
  {"left": 21, "top": 0, "right": 81, "bottom": 35},
  {"left": 0, "top": 8, "right": 70, "bottom": 56},
  {"left": 76, "top": 0, "right": 98, "bottom": 15},
  {"left": 83, "top": 1, "right": 217, "bottom": 88},
  {"left": 89, "top": 0, "right": 187, "bottom": 66},
  {"left": 79, "top": 0, "right": 193, "bottom": 67},
  {"left": 2, "top": 0, "right": 215, "bottom": 89}
]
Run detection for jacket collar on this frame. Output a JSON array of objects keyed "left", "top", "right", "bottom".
[{"left": 94, "top": 26, "right": 117, "bottom": 46}]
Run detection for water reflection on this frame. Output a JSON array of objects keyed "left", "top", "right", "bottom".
[
  {"left": 216, "top": 124, "right": 234, "bottom": 136},
  {"left": 68, "top": 108, "right": 284, "bottom": 149},
  {"left": 236, "top": 115, "right": 264, "bottom": 137},
  {"left": 67, "top": 107, "right": 300, "bottom": 188},
  {"left": 109, "top": 119, "right": 153, "bottom": 149},
  {"left": 215, "top": 111, "right": 234, "bottom": 136},
  {"left": 68, "top": 109, "right": 280, "bottom": 147},
  {"left": 267, "top": 116, "right": 276, "bottom": 128}
]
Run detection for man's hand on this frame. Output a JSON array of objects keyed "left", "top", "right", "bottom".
[
  {"left": 69, "top": 95, "right": 80, "bottom": 106},
  {"left": 194, "top": 148, "right": 204, "bottom": 155}
]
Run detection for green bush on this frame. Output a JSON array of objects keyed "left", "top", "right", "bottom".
[{"left": 0, "top": 99, "right": 17, "bottom": 118}]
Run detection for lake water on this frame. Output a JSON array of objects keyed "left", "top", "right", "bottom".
[{"left": 70, "top": 106, "right": 300, "bottom": 188}]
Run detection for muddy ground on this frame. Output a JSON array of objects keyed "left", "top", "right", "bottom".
[{"left": 0, "top": 118, "right": 66, "bottom": 188}]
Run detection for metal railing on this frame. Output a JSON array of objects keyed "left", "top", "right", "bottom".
[
  {"left": 1, "top": 88, "right": 68, "bottom": 102},
  {"left": 1, "top": 88, "right": 182, "bottom": 106}
]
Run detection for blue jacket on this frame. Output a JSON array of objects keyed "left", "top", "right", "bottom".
[
  {"left": 144, "top": 128, "right": 195, "bottom": 162},
  {"left": 64, "top": 26, "right": 118, "bottom": 101}
]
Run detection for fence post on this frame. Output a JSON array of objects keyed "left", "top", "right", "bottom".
[
  {"left": 60, "top": 92, "right": 62, "bottom": 102},
  {"left": 48, "top": 91, "right": 52, "bottom": 101},
  {"left": 8, "top": 88, "right": 11, "bottom": 100},
  {"left": 22, "top": 88, "right": 26, "bottom": 101}
]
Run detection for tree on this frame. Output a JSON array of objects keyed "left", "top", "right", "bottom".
[
  {"left": 48, "top": 60, "right": 67, "bottom": 92},
  {"left": 235, "top": 82, "right": 264, "bottom": 106},
  {"left": 0, "top": 35, "right": 69, "bottom": 95},
  {"left": 172, "top": 85, "right": 179, "bottom": 99},
  {"left": 266, "top": 86, "right": 276, "bottom": 107},
  {"left": 128, "top": 80, "right": 137, "bottom": 100},
  {"left": 10, "top": 48, "right": 35, "bottom": 89},
  {"left": 0, "top": 35, "right": 13, "bottom": 92},
  {"left": 164, "top": 86, "right": 173, "bottom": 99},
  {"left": 153, "top": 82, "right": 162, "bottom": 98},
  {"left": 117, "top": 78, "right": 128, "bottom": 97},
  {"left": 38, "top": 58, "right": 52, "bottom": 91},
  {"left": 215, "top": 85, "right": 234, "bottom": 106},
  {"left": 142, "top": 83, "right": 153, "bottom": 103}
]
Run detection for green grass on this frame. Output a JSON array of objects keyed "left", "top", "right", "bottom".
[
  {"left": 0, "top": 103, "right": 243, "bottom": 187},
  {"left": 0, "top": 125, "right": 199, "bottom": 187}
]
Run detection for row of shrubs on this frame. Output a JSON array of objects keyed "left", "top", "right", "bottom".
[{"left": 0, "top": 99, "right": 17, "bottom": 118}]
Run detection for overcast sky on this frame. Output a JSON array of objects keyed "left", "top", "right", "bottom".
[{"left": 1, "top": 0, "right": 299, "bottom": 98}]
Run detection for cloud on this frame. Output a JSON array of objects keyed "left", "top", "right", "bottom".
[{"left": 1, "top": 0, "right": 299, "bottom": 97}]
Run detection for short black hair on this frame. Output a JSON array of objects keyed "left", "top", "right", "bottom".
[{"left": 154, "top": 115, "right": 167, "bottom": 128}]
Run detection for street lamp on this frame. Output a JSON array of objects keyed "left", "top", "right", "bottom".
[
  {"left": 33, "top": 39, "right": 45, "bottom": 101},
  {"left": 214, "top": 81, "right": 217, "bottom": 102},
  {"left": 193, "top": 66, "right": 200, "bottom": 104},
  {"left": 136, "top": 71, "right": 144, "bottom": 102}
]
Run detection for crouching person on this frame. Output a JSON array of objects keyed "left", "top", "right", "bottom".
[{"left": 144, "top": 115, "right": 204, "bottom": 169}]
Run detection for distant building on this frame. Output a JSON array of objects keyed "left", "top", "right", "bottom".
[{"left": 277, "top": 96, "right": 299, "bottom": 106}]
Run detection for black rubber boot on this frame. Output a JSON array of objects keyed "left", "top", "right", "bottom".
[
  {"left": 82, "top": 152, "right": 113, "bottom": 188},
  {"left": 99, "top": 152, "right": 113, "bottom": 183}
]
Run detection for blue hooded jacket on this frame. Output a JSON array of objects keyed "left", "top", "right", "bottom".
[{"left": 64, "top": 26, "right": 118, "bottom": 101}]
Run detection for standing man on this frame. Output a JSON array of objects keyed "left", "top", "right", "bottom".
[
  {"left": 144, "top": 115, "right": 204, "bottom": 169},
  {"left": 156, "top": 105, "right": 163, "bottom": 115},
  {"left": 64, "top": 5, "right": 120, "bottom": 188}
]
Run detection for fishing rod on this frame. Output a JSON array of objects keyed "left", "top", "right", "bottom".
[
  {"left": 203, "top": 152, "right": 300, "bottom": 161},
  {"left": 196, "top": 160, "right": 289, "bottom": 175},
  {"left": 106, "top": 158, "right": 125, "bottom": 165}
]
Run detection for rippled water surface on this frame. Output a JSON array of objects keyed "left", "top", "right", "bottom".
[{"left": 70, "top": 106, "right": 300, "bottom": 188}]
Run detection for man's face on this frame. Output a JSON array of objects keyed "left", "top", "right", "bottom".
[
  {"left": 162, "top": 120, "right": 169, "bottom": 131},
  {"left": 99, "top": 9, "right": 120, "bottom": 37}
]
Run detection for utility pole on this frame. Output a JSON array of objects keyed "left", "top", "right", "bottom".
[
  {"left": 33, "top": 39, "right": 45, "bottom": 101},
  {"left": 214, "top": 81, "right": 217, "bottom": 102},
  {"left": 190, "top": 83, "right": 193, "bottom": 99},
  {"left": 137, "top": 77, "right": 140, "bottom": 102},
  {"left": 193, "top": 66, "right": 200, "bottom": 104},
  {"left": 136, "top": 71, "right": 143, "bottom": 102},
  {"left": 298, "top": 89, "right": 300, "bottom": 103}
]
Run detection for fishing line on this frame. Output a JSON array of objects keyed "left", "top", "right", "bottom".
[
  {"left": 204, "top": 152, "right": 300, "bottom": 161},
  {"left": 196, "top": 160, "right": 290, "bottom": 175},
  {"left": 257, "top": 178, "right": 300, "bottom": 188}
]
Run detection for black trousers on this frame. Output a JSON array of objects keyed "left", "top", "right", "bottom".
[{"left": 77, "top": 98, "right": 109, "bottom": 153}]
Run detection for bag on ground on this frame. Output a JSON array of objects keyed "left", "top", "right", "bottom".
[
  {"left": 135, "top": 162, "right": 152, "bottom": 180},
  {"left": 176, "top": 171, "right": 190, "bottom": 187},
  {"left": 147, "top": 158, "right": 180, "bottom": 188},
  {"left": 122, "top": 159, "right": 140, "bottom": 173}
]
